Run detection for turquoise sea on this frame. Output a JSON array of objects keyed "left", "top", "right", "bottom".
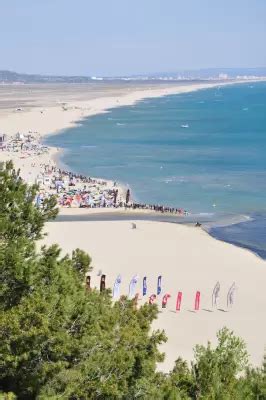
[{"left": 45, "top": 82, "right": 266, "bottom": 258}]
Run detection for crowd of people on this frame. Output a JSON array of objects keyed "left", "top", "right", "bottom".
[
  {"left": 35, "top": 164, "right": 188, "bottom": 216},
  {"left": 36, "top": 164, "right": 122, "bottom": 208},
  {"left": 0, "top": 132, "right": 49, "bottom": 156},
  {"left": 125, "top": 202, "right": 188, "bottom": 215},
  {"left": 1, "top": 133, "right": 188, "bottom": 216},
  {"left": 43, "top": 165, "right": 109, "bottom": 188}
]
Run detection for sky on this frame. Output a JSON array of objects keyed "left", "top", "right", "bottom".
[{"left": 1, "top": 0, "right": 266, "bottom": 76}]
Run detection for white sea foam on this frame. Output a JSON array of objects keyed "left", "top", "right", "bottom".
[
  {"left": 203, "top": 214, "right": 253, "bottom": 231},
  {"left": 157, "top": 176, "right": 188, "bottom": 184},
  {"left": 198, "top": 212, "right": 214, "bottom": 216}
]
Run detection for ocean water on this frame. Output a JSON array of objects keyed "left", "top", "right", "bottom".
[{"left": 45, "top": 82, "right": 266, "bottom": 258}]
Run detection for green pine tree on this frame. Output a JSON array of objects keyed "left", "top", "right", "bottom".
[{"left": 0, "top": 162, "right": 166, "bottom": 399}]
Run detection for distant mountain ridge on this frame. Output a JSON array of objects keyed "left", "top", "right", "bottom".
[
  {"left": 0, "top": 70, "right": 93, "bottom": 83},
  {"left": 0, "top": 68, "right": 266, "bottom": 83}
]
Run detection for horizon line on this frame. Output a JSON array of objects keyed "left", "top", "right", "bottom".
[{"left": 1, "top": 66, "right": 266, "bottom": 79}]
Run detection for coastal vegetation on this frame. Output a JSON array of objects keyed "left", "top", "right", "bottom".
[{"left": 0, "top": 162, "right": 265, "bottom": 399}]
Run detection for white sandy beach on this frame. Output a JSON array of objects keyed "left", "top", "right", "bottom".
[
  {"left": 43, "top": 218, "right": 266, "bottom": 372},
  {"left": 1, "top": 80, "right": 266, "bottom": 371}
]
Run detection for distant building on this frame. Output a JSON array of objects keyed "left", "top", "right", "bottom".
[{"left": 218, "top": 73, "right": 229, "bottom": 80}]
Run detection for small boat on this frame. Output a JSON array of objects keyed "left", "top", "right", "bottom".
[{"left": 181, "top": 124, "right": 189, "bottom": 128}]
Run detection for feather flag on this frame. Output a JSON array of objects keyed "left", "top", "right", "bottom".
[
  {"left": 212, "top": 281, "right": 220, "bottom": 308},
  {"left": 100, "top": 274, "right": 106, "bottom": 292},
  {"left": 227, "top": 282, "right": 236, "bottom": 308},
  {"left": 176, "top": 292, "right": 183, "bottom": 311},
  {"left": 113, "top": 274, "right": 122, "bottom": 299},
  {"left": 157, "top": 275, "right": 162, "bottom": 295},
  {"left": 162, "top": 293, "right": 171, "bottom": 308},
  {"left": 149, "top": 294, "right": 157, "bottom": 304},
  {"left": 143, "top": 276, "right": 147, "bottom": 296},
  {"left": 128, "top": 275, "right": 139, "bottom": 299},
  {"left": 194, "top": 291, "right": 201, "bottom": 311}
]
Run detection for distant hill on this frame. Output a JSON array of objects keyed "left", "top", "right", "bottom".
[
  {"left": 0, "top": 68, "right": 266, "bottom": 83},
  {"left": 0, "top": 70, "right": 93, "bottom": 83}
]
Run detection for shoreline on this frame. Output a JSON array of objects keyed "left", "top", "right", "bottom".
[
  {"left": 43, "top": 78, "right": 265, "bottom": 209},
  {"left": 1, "top": 78, "right": 265, "bottom": 233},
  {"left": 55, "top": 208, "right": 266, "bottom": 261},
  {"left": 0, "top": 78, "right": 263, "bottom": 144}
]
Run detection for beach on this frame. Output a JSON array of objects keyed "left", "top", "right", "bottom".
[
  {"left": 1, "top": 79, "right": 266, "bottom": 371},
  {"left": 44, "top": 217, "right": 266, "bottom": 372}
]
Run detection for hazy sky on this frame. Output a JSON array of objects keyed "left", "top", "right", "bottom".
[{"left": 1, "top": 0, "right": 266, "bottom": 76}]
